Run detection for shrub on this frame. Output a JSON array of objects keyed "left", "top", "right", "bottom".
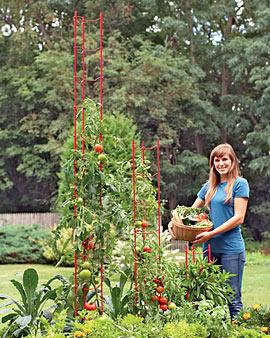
[
  {"left": 230, "top": 327, "right": 265, "bottom": 337},
  {"left": 162, "top": 320, "right": 208, "bottom": 338},
  {"left": 73, "top": 316, "right": 121, "bottom": 338},
  {"left": 0, "top": 224, "right": 50, "bottom": 263},
  {"left": 40, "top": 227, "right": 74, "bottom": 266}
]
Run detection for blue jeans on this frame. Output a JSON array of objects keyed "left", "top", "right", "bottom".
[{"left": 211, "top": 251, "right": 246, "bottom": 319}]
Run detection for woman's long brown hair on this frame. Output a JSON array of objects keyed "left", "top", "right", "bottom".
[{"left": 205, "top": 144, "right": 241, "bottom": 206}]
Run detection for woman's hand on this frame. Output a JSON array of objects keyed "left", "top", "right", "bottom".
[
  {"left": 192, "top": 231, "right": 213, "bottom": 244},
  {"left": 168, "top": 222, "right": 177, "bottom": 240}
]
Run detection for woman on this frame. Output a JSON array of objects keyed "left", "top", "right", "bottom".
[{"left": 170, "top": 143, "right": 249, "bottom": 319}]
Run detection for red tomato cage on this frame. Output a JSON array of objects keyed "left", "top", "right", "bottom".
[
  {"left": 73, "top": 10, "right": 104, "bottom": 317},
  {"left": 132, "top": 140, "right": 161, "bottom": 304}
]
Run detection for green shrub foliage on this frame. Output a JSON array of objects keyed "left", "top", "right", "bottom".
[{"left": 0, "top": 224, "right": 50, "bottom": 264}]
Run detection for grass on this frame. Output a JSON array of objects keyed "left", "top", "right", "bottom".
[
  {"left": 0, "top": 252, "right": 269, "bottom": 307},
  {"left": 242, "top": 252, "right": 270, "bottom": 306},
  {"left": 0, "top": 264, "right": 73, "bottom": 302}
]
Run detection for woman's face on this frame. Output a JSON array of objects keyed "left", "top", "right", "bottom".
[{"left": 213, "top": 154, "right": 233, "bottom": 178}]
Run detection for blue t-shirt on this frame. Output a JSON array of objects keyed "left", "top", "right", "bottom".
[{"left": 197, "top": 177, "right": 249, "bottom": 254}]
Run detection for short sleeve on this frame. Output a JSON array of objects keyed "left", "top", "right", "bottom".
[
  {"left": 197, "top": 182, "right": 209, "bottom": 201},
  {"left": 233, "top": 178, "right": 250, "bottom": 198}
]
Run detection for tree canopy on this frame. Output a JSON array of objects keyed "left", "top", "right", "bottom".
[{"left": 0, "top": 0, "right": 269, "bottom": 237}]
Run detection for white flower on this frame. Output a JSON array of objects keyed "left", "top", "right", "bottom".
[{"left": 1, "top": 24, "right": 12, "bottom": 37}]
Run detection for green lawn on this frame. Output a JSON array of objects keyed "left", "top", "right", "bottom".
[
  {"left": 242, "top": 252, "right": 270, "bottom": 306},
  {"left": 0, "top": 253, "right": 269, "bottom": 307},
  {"left": 0, "top": 264, "right": 73, "bottom": 301}
]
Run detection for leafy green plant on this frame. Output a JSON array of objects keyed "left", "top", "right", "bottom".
[
  {"left": 230, "top": 327, "right": 265, "bottom": 338},
  {"left": 73, "top": 315, "right": 121, "bottom": 338},
  {"left": 73, "top": 313, "right": 162, "bottom": 338},
  {"left": 0, "top": 268, "right": 68, "bottom": 337},
  {"left": 40, "top": 227, "right": 74, "bottom": 266},
  {"left": 54, "top": 99, "right": 158, "bottom": 312},
  {"left": 0, "top": 224, "right": 50, "bottom": 264},
  {"left": 191, "top": 300, "right": 231, "bottom": 338},
  {"left": 162, "top": 320, "right": 208, "bottom": 338},
  {"left": 104, "top": 268, "right": 132, "bottom": 319},
  {"left": 182, "top": 256, "right": 233, "bottom": 305},
  {"left": 133, "top": 248, "right": 232, "bottom": 320},
  {"left": 234, "top": 304, "right": 270, "bottom": 334}
]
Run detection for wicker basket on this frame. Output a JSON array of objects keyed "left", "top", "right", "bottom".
[{"left": 170, "top": 211, "right": 212, "bottom": 242}]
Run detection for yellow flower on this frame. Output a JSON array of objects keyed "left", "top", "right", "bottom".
[
  {"left": 74, "top": 331, "right": 85, "bottom": 338},
  {"left": 243, "top": 312, "right": 251, "bottom": 320},
  {"left": 232, "top": 320, "right": 238, "bottom": 325},
  {"left": 83, "top": 329, "right": 91, "bottom": 334},
  {"left": 261, "top": 327, "right": 268, "bottom": 333},
  {"left": 253, "top": 304, "right": 261, "bottom": 311}
]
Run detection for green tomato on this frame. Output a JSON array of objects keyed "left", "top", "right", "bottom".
[
  {"left": 98, "top": 154, "right": 107, "bottom": 162},
  {"left": 81, "top": 261, "right": 91, "bottom": 270},
  {"left": 79, "top": 269, "right": 91, "bottom": 280},
  {"left": 168, "top": 302, "right": 177, "bottom": 310}
]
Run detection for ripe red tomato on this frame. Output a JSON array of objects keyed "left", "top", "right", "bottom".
[
  {"left": 153, "top": 278, "right": 161, "bottom": 284},
  {"left": 155, "top": 285, "right": 164, "bottom": 294},
  {"left": 84, "top": 303, "right": 97, "bottom": 311},
  {"left": 197, "top": 212, "right": 208, "bottom": 222},
  {"left": 94, "top": 144, "right": 103, "bottom": 153},
  {"left": 141, "top": 220, "right": 149, "bottom": 228},
  {"left": 87, "top": 241, "right": 94, "bottom": 250},
  {"left": 200, "top": 212, "right": 208, "bottom": 220},
  {"left": 143, "top": 246, "right": 152, "bottom": 253},
  {"left": 151, "top": 295, "right": 158, "bottom": 302},
  {"left": 158, "top": 297, "right": 167, "bottom": 305},
  {"left": 160, "top": 304, "right": 168, "bottom": 311}
]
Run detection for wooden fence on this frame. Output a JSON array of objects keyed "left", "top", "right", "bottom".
[{"left": 0, "top": 213, "right": 59, "bottom": 228}]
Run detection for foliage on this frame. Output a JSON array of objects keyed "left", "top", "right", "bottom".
[
  {"left": 230, "top": 327, "right": 267, "bottom": 338},
  {"left": 55, "top": 98, "right": 158, "bottom": 312},
  {"left": 0, "top": 0, "right": 269, "bottom": 239},
  {"left": 0, "top": 268, "right": 69, "bottom": 337},
  {"left": 40, "top": 227, "right": 74, "bottom": 266},
  {"left": 162, "top": 320, "right": 207, "bottom": 338},
  {"left": 0, "top": 0, "right": 73, "bottom": 211},
  {"left": 25, "top": 310, "right": 67, "bottom": 338},
  {"left": 72, "top": 313, "right": 207, "bottom": 338},
  {"left": 132, "top": 246, "right": 232, "bottom": 320},
  {"left": 104, "top": 268, "right": 132, "bottom": 319},
  {"left": 190, "top": 300, "right": 231, "bottom": 338},
  {"left": 0, "top": 224, "right": 50, "bottom": 264},
  {"left": 234, "top": 304, "right": 270, "bottom": 333}
]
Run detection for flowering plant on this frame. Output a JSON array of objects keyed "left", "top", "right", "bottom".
[{"left": 234, "top": 304, "right": 270, "bottom": 335}]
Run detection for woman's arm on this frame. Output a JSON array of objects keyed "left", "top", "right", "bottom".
[
  {"left": 192, "top": 197, "right": 205, "bottom": 208},
  {"left": 192, "top": 197, "right": 248, "bottom": 244}
]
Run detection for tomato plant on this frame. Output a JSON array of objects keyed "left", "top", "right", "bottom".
[{"left": 54, "top": 99, "right": 159, "bottom": 313}]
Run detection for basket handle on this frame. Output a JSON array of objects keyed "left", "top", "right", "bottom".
[
  {"left": 172, "top": 210, "right": 181, "bottom": 223},
  {"left": 168, "top": 221, "right": 177, "bottom": 240}
]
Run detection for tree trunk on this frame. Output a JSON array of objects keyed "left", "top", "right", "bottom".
[{"left": 194, "top": 133, "right": 204, "bottom": 155}]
